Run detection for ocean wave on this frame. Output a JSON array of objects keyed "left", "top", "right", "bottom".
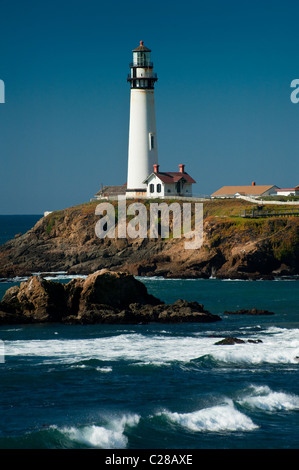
[
  {"left": 0, "top": 276, "right": 29, "bottom": 283},
  {"left": 158, "top": 400, "right": 258, "bottom": 433},
  {"left": 51, "top": 414, "right": 140, "bottom": 449},
  {"left": 210, "top": 347, "right": 299, "bottom": 366},
  {"left": 237, "top": 385, "right": 299, "bottom": 412},
  {"left": 4, "top": 326, "right": 299, "bottom": 367},
  {"left": 69, "top": 363, "right": 113, "bottom": 373}
]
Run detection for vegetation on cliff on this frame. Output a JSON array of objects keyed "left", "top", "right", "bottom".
[{"left": 0, "top": 198, "right": 299, "bottom": 279}]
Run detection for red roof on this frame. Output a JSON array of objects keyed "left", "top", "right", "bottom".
[
  {"left": 133, "top": 41, "right": 151, "bottom": 52},
  {"left": 147, "top": 171, "right": 196, "bottom": 184}
]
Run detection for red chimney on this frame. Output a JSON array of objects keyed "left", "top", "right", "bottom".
[
  {"left": 252, "top": 181, "right": 256, "bottom": 186},
  {"left": 153, "top": 164, "right": 159, "bottom": 173},
  {"left": 179, "top": 164, "right": 185, "bottom": 173}
]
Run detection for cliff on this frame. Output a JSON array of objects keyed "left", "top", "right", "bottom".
[{"left": 0, "top": 199, "right": 299, "bottom": 280}]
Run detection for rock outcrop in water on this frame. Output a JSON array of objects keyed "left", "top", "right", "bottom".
[
  {"left": 223, "top": 308, "right": 274, "bottom": 315},
  {"left": 213, "top": 336, "right": 263, "bottom": 345},
  {"left": 0, "top": 270, "right": 221, "bottom": 325}
]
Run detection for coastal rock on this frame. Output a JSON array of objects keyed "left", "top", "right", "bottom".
[
  {"left": 126, "top": 299, "right": 220, "bottom": 324},
  {"left": 223, "top": 308, "right": 274, "bottom": 315},
  {"left": 0, "top": 270, "right": 221, "bottom": 325},
  {"left": 0, "top": 199, "right": 299, "bottom": 280},
  {"left": 214, "top": 336, "right": 263, "bottom": 345},
  {"left": 214, "top": 337, "right": 246, "bottom": 345},
  {"left": 0, "top": 276, "right": 66, "bottom": 322}
]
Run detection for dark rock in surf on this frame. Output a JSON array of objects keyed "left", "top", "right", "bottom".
[
  {"left": 0, "top": 270, "right": 221, "bottom": 325},
  {"left": 214, "top": 337, "right": 245, "bottom": 345},
  {"left": 214, "top": 336, "right": 263, "bottom": 345}
]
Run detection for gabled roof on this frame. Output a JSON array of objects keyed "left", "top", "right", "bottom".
[
  {"left": 276, "top": 185, "right": 299, "bottom": 191},
  {"left": 94, "top": 185, "right": 126, "bottom": 197},
  {"left": 144, "top": 171, "right": 196, "bottom": 185},
  {"left": 211, "top": 185, "right": 276, "bottom": 197}
]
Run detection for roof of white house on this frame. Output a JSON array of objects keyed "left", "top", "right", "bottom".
[
  {"left": 143, "top": 164, "right": 196, "bottom": 185},
  {"left": 275, "top": 185, "right": 299, "bottom": 191}
]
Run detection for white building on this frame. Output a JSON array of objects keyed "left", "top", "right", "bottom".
[
  {"left": 126, "top": 41, "right": 158, "bottom": 198},
  {"left": 275, "top": 186, "right": 299, "bottom": 196},
  {"left": 143, "top": 164, "right": 196, "bottom": 198}
]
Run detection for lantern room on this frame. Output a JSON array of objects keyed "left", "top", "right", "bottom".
[{"left": 132, "top": 41, "right": 152, "bottom": 66}]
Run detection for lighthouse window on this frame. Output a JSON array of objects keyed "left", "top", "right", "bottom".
[
  {"left": 149, "top": 184, "right": 154, "bottom": 193},
  {"left": 157, "top": 184, "right": 161, "bottom": 193},
  {"left": 149, "top": 133, "right": 155, "bottom": 150}
]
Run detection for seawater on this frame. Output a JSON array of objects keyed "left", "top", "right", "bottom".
[
  {"left": 0, "top": 218, "right": 298, "bottom": 449},
  {"left": 0, "top": 215, "right": 42, "bottom": 245}
]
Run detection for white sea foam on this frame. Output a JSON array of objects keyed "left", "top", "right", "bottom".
[
  {"left": 44, "top": 274, "right": 87, "bottom": 281},
  {"left": 0, "top": 273, "right": 87, "bottom": 283},
  {"left": 160, "top": 400, "right": 258, "bottom": 432},
  {"left": 96, "top": 366, "right": 113, "bottom": 373},
  {"left": 237, "top": 385, "right": 299, "bottom": 412},
  {"left": 0, "top": 276, "right": 29, "bottom": 283},
  {"left": 32, "top": 271, "right": 68, "bottom": 276},
  {"left": 4, "top": 327, "right": 299, "bottom": 366},
  {"left": 53, "top": 414, "right": 140, "bottom": 449}
]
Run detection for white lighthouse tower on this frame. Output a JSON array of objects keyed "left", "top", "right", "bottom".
[{"left": 126, "top": 41, "right": 158, "bottom": 197}]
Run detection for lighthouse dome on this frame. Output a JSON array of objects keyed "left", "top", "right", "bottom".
[{"left": 132, "top": 40, "right": 151, "bottom": 52}]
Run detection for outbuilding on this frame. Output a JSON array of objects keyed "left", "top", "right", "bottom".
[
  {"left": 211, "top": 182, "right": 279, "bottom": 198},
  {"left": 143, "top": 164, "right": 196, "bottom": 198}
]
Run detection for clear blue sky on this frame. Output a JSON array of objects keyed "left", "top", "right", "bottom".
[{"left": 0, "top": 0, "right": 298, "bottom": 214}]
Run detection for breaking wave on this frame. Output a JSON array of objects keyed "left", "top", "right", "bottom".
[
  {"left": 52, "top": 414, "right": 140, "bottom": 449},
  {"left": 159, "top": 400, "right": 258, "bottom": 433},
  {"left": 237, "top": 385, "right": 299, "bottom": 412}
]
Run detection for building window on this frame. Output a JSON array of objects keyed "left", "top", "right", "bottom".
[
  {"left": 149, "top": 133, "right": 155, "bottom": 150},
  {"left": 157, "top": 184, "right": 161, "bottom": 193},
  {"left": 149, "top": 184, "right": 154, "bottom": 193}
]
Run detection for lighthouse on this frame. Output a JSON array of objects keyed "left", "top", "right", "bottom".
[{"left": 126, "top": 41, "right": 158, "bottom": 197}]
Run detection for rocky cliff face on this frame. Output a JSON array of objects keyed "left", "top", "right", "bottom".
[
  {"left": 0, "top": 199, "right": 298, "bottom": 280},
  {"left": 0, "top": 270, "right": 221, "bottom": 324}
]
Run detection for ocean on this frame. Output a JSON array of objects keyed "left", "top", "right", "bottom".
[
  {"left": 0, "top": 215, "right": 43, "bottom": 246},
  {"left": 0, "top": 216, "right": 298, "bottom": 450}
]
